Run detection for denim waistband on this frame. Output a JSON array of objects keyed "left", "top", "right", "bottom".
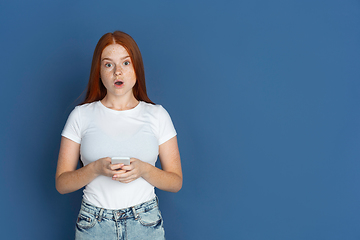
[{"left": 80, "top": 197, "right": 159, "bottom": 221}]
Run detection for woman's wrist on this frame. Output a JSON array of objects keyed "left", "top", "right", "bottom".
[
  {"left": 88, "top": 160, "right": 101, "bottom": 178},
  {"left": 140, "top": 161, "right": 152, "bottom": 179}
]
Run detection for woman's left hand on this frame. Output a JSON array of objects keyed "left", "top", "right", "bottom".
[{"left": 112, "top": 158, "right": 148, "bottom": 183}]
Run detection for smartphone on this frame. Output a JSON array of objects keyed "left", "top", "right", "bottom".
[{"left": 111, "top": 157, "right": 130, "bottom": 165}]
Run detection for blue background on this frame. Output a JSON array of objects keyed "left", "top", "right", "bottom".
[{"left": 1, "top": 0, "right": 359, "bottom": 239}]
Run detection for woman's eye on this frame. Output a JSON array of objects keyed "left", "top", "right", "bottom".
[
  {"left": 105, "top": 63, "right": 113, "bottom": 67},
  {"left": 123, "top": 61, "right": 130, "bottom": 66}
]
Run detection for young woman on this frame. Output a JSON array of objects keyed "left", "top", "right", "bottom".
[{"left": 56, "top": 31, "right": 182, "bottom": 239}]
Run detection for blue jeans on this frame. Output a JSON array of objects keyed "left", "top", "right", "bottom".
[{"left": 75, "top": 197, "right": 165, "bottom": 240}]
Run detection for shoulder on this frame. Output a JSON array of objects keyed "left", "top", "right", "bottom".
[
  {"left": 73, "top": 101, "right": 99, "bottom": 115},
  {"left": 62, "top": 102, "right": 100, "bottom": 142},
  {"left": 65, "top": 102, "right": 99, "bottom": 124},
  {"left": 76, "top": 101, "right": 98, "bottom": 111},
  {"left": 140, "top": 101, "right": 170, "bottom": 117}
]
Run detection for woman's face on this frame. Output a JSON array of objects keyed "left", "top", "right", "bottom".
[{"left": 100, "top": 44, "right": 137, "bottom": 99}]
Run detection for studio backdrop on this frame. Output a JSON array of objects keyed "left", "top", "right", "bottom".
[{"left": 1, "top": 0, "right": 360, "bottom": 239}]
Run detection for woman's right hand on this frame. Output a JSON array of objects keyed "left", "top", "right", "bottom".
[
  {"left": 93, "top": 157, "right": 126, "bottom": 178},
  {"left": 56, "top": 137, "right": 129, "bottom": 194}
]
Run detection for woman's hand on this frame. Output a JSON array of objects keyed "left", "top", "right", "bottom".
[
  {"left": 111, "top": 137, "right": 182, "bottom": 192},
  {"left": 93, "top": 157, "right": 127, "bottom": 178},
  {"left": 112, "top": 158, "right": 148, "bottom": 183}
]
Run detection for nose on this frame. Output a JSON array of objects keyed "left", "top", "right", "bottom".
[{"left": 115, "top": 65, "right": 122, "bottom": 76}]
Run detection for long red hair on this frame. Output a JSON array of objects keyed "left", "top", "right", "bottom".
[{"left": 82, "top": 31, "right": 154, "bottom": 104}]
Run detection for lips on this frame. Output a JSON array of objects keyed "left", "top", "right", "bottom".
[{"left": 114, "top": 80, "right": 124, "bottom": 86}]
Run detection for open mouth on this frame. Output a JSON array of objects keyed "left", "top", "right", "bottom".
[{"left": 114, "top": 80, "right": 124, "bottom": 86}]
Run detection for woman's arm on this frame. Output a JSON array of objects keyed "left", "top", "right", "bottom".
[
  {"left": 55, "top": 137, "right": 124, "bottom": 194},
  {"left": 113, "top": 136, "right": 183, "bottom": 193}
]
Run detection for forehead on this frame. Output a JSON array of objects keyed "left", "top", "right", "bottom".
[{"left": 101, "top": 44, "right": 129, "bottom": 59}]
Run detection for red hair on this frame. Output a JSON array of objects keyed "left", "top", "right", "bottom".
[{"left": 82, "top": 31, "right": 154, "bottom": 104}]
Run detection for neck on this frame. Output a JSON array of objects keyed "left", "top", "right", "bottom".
[{"left": 101, "top": 94, "right": 139, "bottom": 111}]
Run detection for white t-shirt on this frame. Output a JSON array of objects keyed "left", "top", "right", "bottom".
[{"left": 61, "top": 101, "right": 177, "bottom": 209}]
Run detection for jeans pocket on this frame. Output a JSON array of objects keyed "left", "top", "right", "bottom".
[
  {"left": 76, "top": 210, "right": 97, "bottom": 230},
  {"left": 138, "top": 207, "right": 162, "bottom": 227}
]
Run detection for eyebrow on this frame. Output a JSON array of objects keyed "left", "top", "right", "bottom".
[{"left": 101, "top": 56, "right": 130, "bottom": 61}]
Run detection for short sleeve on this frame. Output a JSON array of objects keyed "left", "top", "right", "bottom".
[
  {"left": 158, "top": 105, "right": 177, "bottom": 145},
  {"left": 61, "top": 107, "right": 82, "bottom": 144}
]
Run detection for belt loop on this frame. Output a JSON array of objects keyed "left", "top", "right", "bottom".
[
  {"left": 131, "top": 207, "right": 139, "bottom": 220},
  {"left": 98, "top": 208, "right": 104, "bottom": 222}
]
